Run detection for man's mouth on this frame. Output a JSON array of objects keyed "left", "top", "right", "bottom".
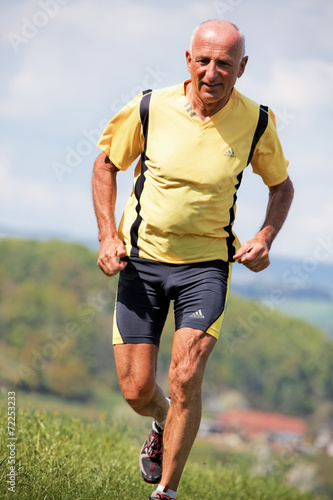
[{"left": 202, "top": 82, "right": 221, "bottom": 89}]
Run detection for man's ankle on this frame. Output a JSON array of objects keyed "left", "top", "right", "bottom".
[
  {"left": 156, "top": 484, "right": 177, "bottom": 499},
  {"left": 155, "top": 396, "right": 171, "bottom": 429}
]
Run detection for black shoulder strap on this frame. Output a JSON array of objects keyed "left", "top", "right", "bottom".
[{"left": 246, "top": 105, "right": 269, "bottom": 166}]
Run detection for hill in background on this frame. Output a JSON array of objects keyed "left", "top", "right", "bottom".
[
  {"left": 230, "top": 254, "right": 333, "bottom": 338},
  {"left": 0, "top": 238, "right": 333, "bottom": 422}
]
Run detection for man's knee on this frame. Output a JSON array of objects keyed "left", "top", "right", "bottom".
[
  {"left": 120, "top": 378, "right": 155, "bottom": 410},
  {"left": 168, "top": 329, "right": 215, "bottom": 405},
  {"left": 168, "top": 360, "right": 202, "bottom": 405},
  {"left": 114, "top": 343, "right": 158, "bottom": 410}
]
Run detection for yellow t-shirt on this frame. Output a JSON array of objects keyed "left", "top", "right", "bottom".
[{"left": 97, "top": 81, "right": 288, "bottom": 264}]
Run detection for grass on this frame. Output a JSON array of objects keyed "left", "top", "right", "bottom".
[{"left": 0, "top": 407, "right": 327, "bottom": 500}]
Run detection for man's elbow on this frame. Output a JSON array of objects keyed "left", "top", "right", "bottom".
[
  {"left": 285, "top": 176, "right": 294, "bottom": 201},
  {"left": 270, "top": 176, "right": 294, "bottom": 198},
  {"left": 93, "top": 152, "right": 118, "bottom": 175},
  {"left": 94, "top": 151, "right": 108, "bottom": 169},
  {"left": 278, "top": 176, "right": 294, "bottom": 210}
]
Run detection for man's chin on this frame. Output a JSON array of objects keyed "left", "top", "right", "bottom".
[
  {"left": 200, "top": 92, "right": 222, "bottom": 103},
  {"left": 199, "top": 87, "right": 223, "bottom": 100}
]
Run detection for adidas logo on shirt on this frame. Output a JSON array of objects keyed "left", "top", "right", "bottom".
[
  {"left": 189, "top": 309, "right": 205, "bottom": 319},
  {"left": 223, "top": 148, "right": 236, "bottom": 158}
]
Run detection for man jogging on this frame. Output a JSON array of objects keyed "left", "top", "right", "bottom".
[{"left": 92, "top": 20, "right": 294, "bottom": 500}]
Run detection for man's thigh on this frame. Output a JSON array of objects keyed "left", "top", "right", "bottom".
[
  {"left": 170, "top": 327, "right": 217, "bottom": 380},
  {"left": 170, "top": 260, "right": 232, "bottom": 340},
  {"left": 114, "top": 342, "right": 159, "bottom": 396},
  {"left": 113, "top": 257, "right": 170, "bottom": 346}
]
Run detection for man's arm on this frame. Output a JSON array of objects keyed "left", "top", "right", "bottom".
[
  {"left": 92, "top": 151, "right": 127, "bottom": 276},
  {"left": 233, "top": 176, "right": 294, "bottom": 272}
]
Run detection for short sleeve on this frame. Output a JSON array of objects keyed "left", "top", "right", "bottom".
[
  {"left": 251, "top": 108, "right": 289, "bottom": 186},
  {"left": 97, "top": 93, "right": 144, "bottom": 171}
]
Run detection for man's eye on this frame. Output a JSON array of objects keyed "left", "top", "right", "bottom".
[{"left": 217, "top": 61, "right": 230, "bottom": 68}]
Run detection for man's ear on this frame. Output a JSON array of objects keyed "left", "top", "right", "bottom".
[
  {"left": 186, "top": 50, "right": 192, "bottom": 74},
  {"left": 238, "top": 56, "right": 248, "bottom": 78}
]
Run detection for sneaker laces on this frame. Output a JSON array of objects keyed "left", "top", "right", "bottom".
[
  {"left": 142, "top": 425, "right": 163, "bottom": 458},
  {"left": 152, "top": 494, "right": 175, "bottom": 500}
]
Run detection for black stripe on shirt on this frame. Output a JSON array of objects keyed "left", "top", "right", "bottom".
[
  {"left": 225, "top": 104, "right": 269, "bottom": 261},
  {"left": 247, "top": 105, "right": 269, "bottom": 166},
  {"left": 224, "top": 170, "right": 244, "bottom": 261},
  {"left": 129, "top": 89, "right": 152, "bottom": 257}
]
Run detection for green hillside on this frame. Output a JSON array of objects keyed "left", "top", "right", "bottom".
[
  {"left": 0, "top": 408, "right": 325, "bottom": 500},
  {"left": 1, "top": 238, "right": 333, "bottom": 418}
]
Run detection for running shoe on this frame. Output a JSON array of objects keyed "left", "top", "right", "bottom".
[
  {"left": 140, "top": 420, "right": 164, "bottom": 484},
  {"left": 148, "top": 486, "right": 176, "bottom": 499}
]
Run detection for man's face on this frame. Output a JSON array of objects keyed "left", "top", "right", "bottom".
[{"left": 186, "top": 28, "right": 247, "bottom": 110}]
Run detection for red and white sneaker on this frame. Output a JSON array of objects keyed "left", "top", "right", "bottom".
[
  {"left": 148, "top": 485, "right": 176, "bottom": 500},
  {"left": 140, "top": 420, "right": 164, "bottom": 484}
]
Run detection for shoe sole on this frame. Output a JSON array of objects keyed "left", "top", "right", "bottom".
[{"left": 140, "top": 468, "right": 161, "bottom": 484}]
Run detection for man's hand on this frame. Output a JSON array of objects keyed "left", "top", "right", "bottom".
[
  {"left": 233, "top": 235, "right": 270, "bottom": 272},
  {"left": 92, "top": 152, "right": 128, "bottom": 276},
  {"left": 234, "top": 176, "right": 294, "bottom": 273},
  {"left": 97, "top": 237, "right": 127, "bottom": 276}
]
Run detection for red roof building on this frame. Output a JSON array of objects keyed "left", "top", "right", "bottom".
[{"left": 219, "top": 409, "right": 308, "bottom": 442}]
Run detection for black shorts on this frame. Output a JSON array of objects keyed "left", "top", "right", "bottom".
[{"left": 113, "top": 256, "right": 232, "bottom": 346}]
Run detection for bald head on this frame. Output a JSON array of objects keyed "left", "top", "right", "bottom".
[
  {"left": 190, "top": 20, "right": 246, "bottom": 62},
  {"left": 185, "top": 19, "right": 248, "bottom": 117}
]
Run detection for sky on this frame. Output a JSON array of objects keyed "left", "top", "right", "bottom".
[{"left": 1, "top": 0, "right": 333, "bottom": 264}]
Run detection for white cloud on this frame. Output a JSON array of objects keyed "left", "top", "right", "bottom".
[
  {"left": 0, "top": 158, "right": 95, "bottom": 238},
  {"left": 51, "top": 0, "right": 199, "bottom": 46},
  {"left": 0, "top": 43, "right": 67, "bottom": 119},
  {"left": 289, "top": 148, "right": 332, "bottom": 180},
  {"left": 240, "top": 58, "right": 333, "bottom": 114},
  {"left": 1, "top": 1, "right": 190, "bottom": 122},
  {"left": 300, "top": 200, "right": 333, "bottom": 235},
  {"left": 0, "top": 159, "right": 57, "bottom": 209},
  {"left": 57, "top": 1, "right": 164, "bottom": 40},
  {"left": 0, "top": 69, "right": 45, "bottom": 117}
]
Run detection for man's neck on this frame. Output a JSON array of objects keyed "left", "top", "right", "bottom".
[{"left": 185, "top": 82, "right": 232, "bottom": 121}]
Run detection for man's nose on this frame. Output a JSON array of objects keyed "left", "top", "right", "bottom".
[{"left": 206, "top": 61, "right": 218, "bottom": 80}]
